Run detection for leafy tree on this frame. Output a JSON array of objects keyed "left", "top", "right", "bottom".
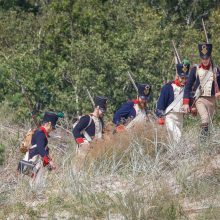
[{"left": 0, "top": 0, "right": 220, "bottom": 122}]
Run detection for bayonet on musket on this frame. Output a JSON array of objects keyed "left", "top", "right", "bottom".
[
  {"left": 85, "top": 88, "right": 95, "bottom": 108},
  {"left": 127, "top": 72, "right": 138, "bottom": 94},
  {"left": 174, "top": 53, "right": 178, "bottom": 65},
  {"left": 202, "top": 18, "right": 209, "bottom": 43},
  {"left": 172, "top": 40, "right": 182, "bottom": 64}
]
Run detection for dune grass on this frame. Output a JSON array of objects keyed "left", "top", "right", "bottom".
[{"left": 0, "top": 104, "right": 220, "bottom": 219}]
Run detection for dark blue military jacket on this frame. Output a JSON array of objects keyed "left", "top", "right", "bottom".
[
  {"left": 156, "top": 82, "right": 175, "bottom": 117},
  {"left": 72, "top": 115, "right": 96, "bottom": 139},
  {"left": 113, "top": 100, "right": 139, "bottom": 125},
  {"left": 73, "top": 115, "right": 104, "bottom": 139},
  {"left": 29, "top": 128, "right": 49, "bottom": 161},
  {"left": 183, "top": 65, "right": 220, "bottom": 103}
]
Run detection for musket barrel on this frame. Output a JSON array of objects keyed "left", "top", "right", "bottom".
[
  {"left": 172, "top": 40, "right": 182, "bottom": 64},
  {"left": 127, "top": 72, "right": 138, "bottom": 93},
  {"left": 202, "top": 18, "right": 209, "bottom": 43},
  {"left": 86, "top": 88, "right": 95, "bottom": 108},
  {"left": 174, "top": 53, "right": 178, "bottom": 65}
]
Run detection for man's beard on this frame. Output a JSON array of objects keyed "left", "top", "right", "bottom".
[
  {"left": 99, "top": 113, "right": 104, "bottom": 118},
  {"left": 138, "top": 102, "right": 146, "bottom": 109},
  {"left": 179, "top": 79, "right": 185, "bottom": 86}
]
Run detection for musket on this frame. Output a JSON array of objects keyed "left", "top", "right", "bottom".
[
  {"left": 127, "top": 72, "right": 138, "bottom": 94},
  {"left": 201, "top": 19, "right": 216, "bottom": 70},
  {"left": 172, "top": 40, "right": 182, "bottom": 64},
  {"left": 56, "top": 124, "right": 72, "bottom": 135},
  {"left": 85, "top": 88, "right": 95, "bottom": 108},
  {"left": 202, "top": 18, "right": 209, "bottom": 43},
  {"left": 191, "top": 19, "right": 214, "bottom": 107},
  {"left": 127, "top": 72, "right": 157, "bottom": 124},
  {"left": 201, "top": 18, "right": 219, "bottom": 95},
  {"left": 174, "top": 53, "right": 178, "bottom": 65}
]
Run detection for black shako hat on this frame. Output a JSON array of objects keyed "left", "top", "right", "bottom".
[
  {"left": 137, "top": 83, "right": 151, "bottom": 100},
  {"left": 198, "top": 43, "right": 212, "bottom": 59},
  {"left": 176, "top": 63, "right": 190, "bottom": 77},
  {"left": 94, "top": 96, "right": 108, "bottom": 112},
  {"left": 43, "top": 112, "right": 60, "bottom": 129}
]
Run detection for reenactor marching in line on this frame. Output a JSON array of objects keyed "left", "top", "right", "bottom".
[
  {"left": 156, "top": 60, "right": 190, "bottom": 143},
  {"left": 18, "top": 112, "right": 60, "bottom": 188},
  {"left": 183, "top": 43, "right": 220, "bottom": 140},
  {"left": 113, "top": 83, "right": 151, "bottom": 132},
  {"left": 72, "top": 96, "right": 108, "bottom": 151}
]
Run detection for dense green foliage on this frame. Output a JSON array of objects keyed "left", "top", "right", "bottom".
[{"left": 0, "top": 0, "right": 220, "bottom": 121}]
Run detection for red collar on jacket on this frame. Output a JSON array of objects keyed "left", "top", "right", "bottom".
[
  {"left": 199, "top": 62, "right": 211, "bottom": 70},
  {"left": 133, "top": 99, "right": 139, "bottom": 104},
  {"left": 40, "top": 126, "right": 48, "bottom": 138},
  {"left": 173, "top": 79, "right": 184, "bottom": 87}
]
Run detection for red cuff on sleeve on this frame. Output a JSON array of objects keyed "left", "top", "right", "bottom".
[
  {"left": 43, "top": 155, "right": 50, "bottom": 166},
  {"left": 183, "top": 98, "right": 190, "bottom": 105},
  {"left": 158, "top": 118, "right": 165, "bottom": 125},
  {"left": 76, "top": 137, "right": 84, "bottom": 144}
]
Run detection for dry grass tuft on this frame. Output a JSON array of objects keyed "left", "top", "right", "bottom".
[{"left": 1, "top": 104, "right": 220, "bottom": 219}]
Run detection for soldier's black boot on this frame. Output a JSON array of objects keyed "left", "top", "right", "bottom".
[{"left": 199, "top": 123, "right": 209, "bottom": 143}]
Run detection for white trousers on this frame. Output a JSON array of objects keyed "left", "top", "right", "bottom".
[
  {"left": 29, "top": 156, "right": 46, "bottom": 189},
  {"left": 165, "top": 112, "right": 184, "bottom": 143}
]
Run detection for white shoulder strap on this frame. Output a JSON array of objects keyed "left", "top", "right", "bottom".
[
  {"left": 165, "top": 89, "right": 184, "bottom": 115},
  {"left": 195, "top": 64, "right": 199, "bottom": 78},
  {"left": 194, "top": 67, "right": 213, "bottom": 99},
  {"left": 214, "top": 66, "right": 218, "bottom": 75},
  {"left": 83, "top": 115, "right": 93, "bottom": 142},
  {"left": 85, "top": 115, "right": 92, "bottom": 129}
]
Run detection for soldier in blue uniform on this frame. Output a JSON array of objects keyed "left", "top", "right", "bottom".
[
  {"left": 113, "top": 83, "right": 151, "bottom": 132},
  {"left": 73, "top": 96, "right": 108, "bottom": 147},
  {"left": 20, "top": 112, "right": 62, "bottom": 187},
  {"left": 183, "top": 43, "right": 220, "bottom": 137},
  {"left": 29, "top": 112, "right": 59, "bottom": 168},
  {"left": 156, "top": 60, "right": 190, "bottom": 143}
]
